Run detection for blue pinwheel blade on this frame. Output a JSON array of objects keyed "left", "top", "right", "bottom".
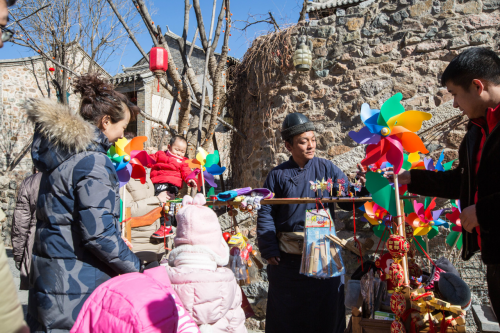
[
  {"left": 436, "top": 150, "right": 445, "bottom": 171},
  {"left": 349, "top": 126, "right": 381, "bottom": 144},
  {"left": 205, "top": 165, "right": 226, "bottom": 176},
  {"left": 361, "top": 104, "right": 379, "bottom": 124},
  {"left": 364, "top": 113, "right": 385, "bottom": 135}
]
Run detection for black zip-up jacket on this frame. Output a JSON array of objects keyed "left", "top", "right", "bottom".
[{"left": 408, "top": 118, "right": 500, "bottom": 264}]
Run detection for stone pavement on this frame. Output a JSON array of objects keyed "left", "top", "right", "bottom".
[{"left": 5, "top": 247, "right": 28, "bottom": 317}]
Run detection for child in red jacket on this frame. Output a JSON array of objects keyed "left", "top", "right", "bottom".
[{"left": 149, "top": 135, "right": 196, "bottom": 238}]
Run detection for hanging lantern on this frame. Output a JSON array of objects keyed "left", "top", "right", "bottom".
[
  {"left": 293, "top": 41, "right": 312, "bottom": 72},
  {"left": 149, "top": 46, "right": 168, "bottom": 92},
  {"left": 389, "top": 261, "right": 404, "bottom": 288},
  {"left": 48, "top": 67, "right": 55, "bottom": 72},
  {"left": 386, "top": 234, "right": 410, "bottom": 259},
  {"left": 390, "top": 291, "right": 407, "bottom": 333}
]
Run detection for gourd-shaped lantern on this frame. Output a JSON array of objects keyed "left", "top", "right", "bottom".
[
  {"left": 149, "top": 46, "right": 168, "bottom": 92},
  {"left": 293, "top": 41, "right": 312, "bottom": 72}
]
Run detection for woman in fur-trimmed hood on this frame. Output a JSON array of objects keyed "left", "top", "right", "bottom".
[{"left": 26, "top": 74, "right": 141, "bottom": 332}]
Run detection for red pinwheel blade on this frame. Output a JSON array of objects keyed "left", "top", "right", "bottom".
[
  {"left": 361, "top": 139, "right": 390, "bottom": 167},
  {"left": 130, "top": 163, "right": 146, "bottom": 184},
  {"left": 446, "top": 208, "right": 461, "bottom": 225},
  {"left": 424, "top": 198, "right": 437, "bottom": 220},
  {"left": 130, "top": 150, "right": 156, "bottom": 168},
  {"left": 385, "top": 135, "right": 404, "bottom": 174}
]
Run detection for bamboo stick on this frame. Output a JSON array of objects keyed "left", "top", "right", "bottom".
[
  {"left": 204, "top": 195, "right": 418, "bottom": 206},
  {"left": 394, "top": 175, "right": 409, "bottom": 286}
]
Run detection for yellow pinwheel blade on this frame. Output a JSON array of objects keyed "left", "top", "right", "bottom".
[
  {"left": 115, "top": 138, "right": 129, "bottom": 156},
  {"left": 196, "top": 147, "right": 209, "bottom": 165},
  {"left": 408, "top": 152, "right": 420, "bottom": 163},
  {"left": 364, "top": 213, "right": 380, "bottom": 226},
  {"left": 386, "top": 111, "right": 432, "bottom": 132},
  {"left": 414, "top": 226, "right": 431, "bottom": 236}
]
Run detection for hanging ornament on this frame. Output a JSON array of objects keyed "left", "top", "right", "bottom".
[
  {"left": 390, "top": 290, "right": 407, "bottom": 333},
  {"left": 149, "top": 46, "right": 168, "bottom": 92},
  {"left": 389, "top": 261, "right": 404, "bottom": 288},
  {"left": 386, "top": 234, "right": 410, "bottom": 259}
]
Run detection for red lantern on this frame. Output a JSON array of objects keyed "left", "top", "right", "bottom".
[
  {"left": 405, "top": 224, "right": 413, "bottom": 241},
  {"left": 389, "top": 262, "right": 404, "bottom": 288},
  {"left": 391, "top": 319, "right": 406, "bottom": 333},
  {"left": 386, "top": 235, "right": 410, "bottom": 259},
  {"left": 149, "top": 46, "right": 168, "bottom": 92},
  {"left": 390, "top": 291, "right": 406, "bottom": 317},
  {"left": 48, "top": 67, "right": 55, "bottom": 72}
]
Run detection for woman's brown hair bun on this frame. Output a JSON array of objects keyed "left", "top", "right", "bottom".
[{"left": 73, "top": 73, "right": 138, "bottom": 127}]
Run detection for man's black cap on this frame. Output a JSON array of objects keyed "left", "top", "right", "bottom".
[{"left": 281, "top": 112, "right": 315, "bottom": 141}]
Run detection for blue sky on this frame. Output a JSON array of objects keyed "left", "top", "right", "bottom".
[{"left": 2, "top": 0, "right": 306, "bottom": 75}]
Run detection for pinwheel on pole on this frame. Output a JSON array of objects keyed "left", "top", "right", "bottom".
[{"left": 185, "top": 147, "right": 226, "bottom": 196}]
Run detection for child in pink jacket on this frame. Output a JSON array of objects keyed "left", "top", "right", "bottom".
[
  {"left": 165, "top": 194, "right": 247, "bottom": 333},
  {"left": 71, "top": 266, "right": 200, "bottom": 333}
]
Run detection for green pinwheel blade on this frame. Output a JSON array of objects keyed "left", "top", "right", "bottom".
[
  {"left": 402, "top": 154, "right": 412, "bottom": 171},
  {"left": 373, "top": 224, "right": 390, "bottom": 242},
  {"left": 443, "top": 159, "right": 455, "bottom": 171},
  {"left": 377, "top": 93, "right": 405, "bottom": 128},
  {"left": 403, "top": 192, "right": 415, "bottom": 214},
  {"left": 107, "top": 145, "right": 116, "bottom": 158},
  {"left": 424, "top": 197, "right": 432, "bottom": 210},
  {"left": 414, "top": 236, "right": 428, "bottom": 255},
  {"left": 446, "top": 228, "right": 463, "bottom": 250},
  {"left": 451, "top": 200, "right": 458, "bottom": 208},
  {"left": 427, "top": 226, "right": 439, "bottom": 240},
  {"left": 205, "top": 150, "right": 220, "bottom": 168},
  {"left": 207, "top": 187, "right": 215, "bottom": 208},
  {"left": 365, "top": 171, "right": 397, "bottom": 216}
]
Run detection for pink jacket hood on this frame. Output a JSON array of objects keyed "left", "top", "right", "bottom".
[
  {"left": 71, "top": 266, "right": 200, "bottom": 333},
  {"left": 166, "top": 245, "right": 247, "bottom": 333}
]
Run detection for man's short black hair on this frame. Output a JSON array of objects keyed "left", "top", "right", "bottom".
[
  {"left": 441, "top": 47, "right": 500, "bottom": 89},
  {"left": 169, "top": 135, "right": 187, "bottom": 146}
]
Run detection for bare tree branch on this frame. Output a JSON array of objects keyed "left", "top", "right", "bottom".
[
  {"left": 268, "top": 11, "right": 280, "bottom": 31},
  {"left": 7, "top": 3, "right": 51, "bottom": 27},
  {"left": 298, "top": 0, "right": 308, "bottom": 22}
]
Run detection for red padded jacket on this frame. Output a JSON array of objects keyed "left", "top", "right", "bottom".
[{"left": 149, "top": 150, "right": 194, "bottom": 187}]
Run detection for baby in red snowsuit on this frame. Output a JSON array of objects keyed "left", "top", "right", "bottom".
[{"left": 149, "top": 135, "right": 196, "bottom": 238}]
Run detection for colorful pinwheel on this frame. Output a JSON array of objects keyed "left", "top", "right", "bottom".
[
  {"left": 186, "top": 147, "right": 226, "bottom": 195},
  {"left": 107, "top": 136, "right": 155, "bottom": 187},
  {"left": 363, "top": 201, "right": 390, "bottom": 226},
  {"left": 445, "top": 202, "right": 463, "bottom": 250},
  {"left": 349, "top": 93, "right": 432, "bottom": 173},
  {"left": 406, "top": 198, "right": 448, "bottom": 238},
  {"left": 425, "top": 150, "right": 455, "bottom": 172}
]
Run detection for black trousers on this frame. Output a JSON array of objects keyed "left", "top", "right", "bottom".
[
  {"left": 487, "top": 264, "right": 500, "bottom": 320},
  {"left": 265, "top": 252, "right": 346, "bottom": 333},
  {"left": 154, "top": 183, "right": 179, "bottom": 227}
]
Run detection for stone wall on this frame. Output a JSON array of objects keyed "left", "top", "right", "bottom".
[{"left": 230, "top": 0, "right": 499, "bottom": 189}]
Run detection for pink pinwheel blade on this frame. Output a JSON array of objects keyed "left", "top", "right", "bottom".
[
  {"left": 203, "top": 171, "right": 217, "bottom": 188},
  {"left": 414, "top": 200, "right": 425, "bottom": 219},
  {"left": 385, "top": 135, "right": 404, "bottom": 174},
  {"left": 452, "top": 225, "right": 462, "bottom": 232},
  {"left": 349, "top": 126, "right": 381, "bottom": 144},
  {"left": 117, "top": 163, "right": 132, "bottom": 188}
]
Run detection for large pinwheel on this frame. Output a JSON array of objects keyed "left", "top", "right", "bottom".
[
  {"left": 107, "top": 136, "right": 155, "bottom": 187},
  {"left": 406, "top": 198, "right": 448, "bottom": 239},
  {"left": 349, "top": 93, "right": 432, "bottom": 173},
  {"left": 186, "top": 147, "right": 226, "bottom": 195}
]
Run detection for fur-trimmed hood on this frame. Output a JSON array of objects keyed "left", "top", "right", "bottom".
[{"left": 26, "top": 98, "right": 112, "bottom": 172}]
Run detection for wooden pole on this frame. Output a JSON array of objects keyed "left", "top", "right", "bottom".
[
  {"left": 122, "top": 190, "right": 127, "bottom": 238},
  {"left": 200, "top": 169, "right": 206, "bottom": 196},
  {"left": 424, "top": 235, "right": 430, "bottom": 271},
  {"left": 447, "top": 234, "right": 460, "bottom": 261},
  {"left": 393, "top": 175, "right": 409, "bottom": 286}
]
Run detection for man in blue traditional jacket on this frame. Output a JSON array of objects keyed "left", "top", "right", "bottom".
[{"left": 257, "top": 113, "right": 366, "bottom": 333}]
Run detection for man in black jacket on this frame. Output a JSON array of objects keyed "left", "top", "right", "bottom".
[{"left": 393, "top": 47, "right": 500, "bottom": 318}]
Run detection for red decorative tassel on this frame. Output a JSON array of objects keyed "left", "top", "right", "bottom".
[{"left": 157, "top": 79, "right": 160, "bottom": 92}]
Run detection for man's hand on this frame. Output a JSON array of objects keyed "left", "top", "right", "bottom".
[
  {"left": 356, "top": 163, "right": 367, "bottom": 186},
  {"left": 461, "top": 205, "right": 479, "bottom": 233},
  {"left": 187, "top": 179, "right": 197, "bottom": 188},
  {"left": 157, "top": 191, "right": 168, "bottom": 204},
  {"left": 267, "top": 257, "right": 280, "bottom": 265},
  {"left": 380, "top": 167, "right": 412, "bottom": 185}
]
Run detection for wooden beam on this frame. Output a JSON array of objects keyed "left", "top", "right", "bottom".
[{"left": 205, "top": 196, "right": 419, "bottom": 206}]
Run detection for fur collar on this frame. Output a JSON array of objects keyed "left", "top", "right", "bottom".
[{"left": 25, "top": 98, "right": 95, "bottom": 153}]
